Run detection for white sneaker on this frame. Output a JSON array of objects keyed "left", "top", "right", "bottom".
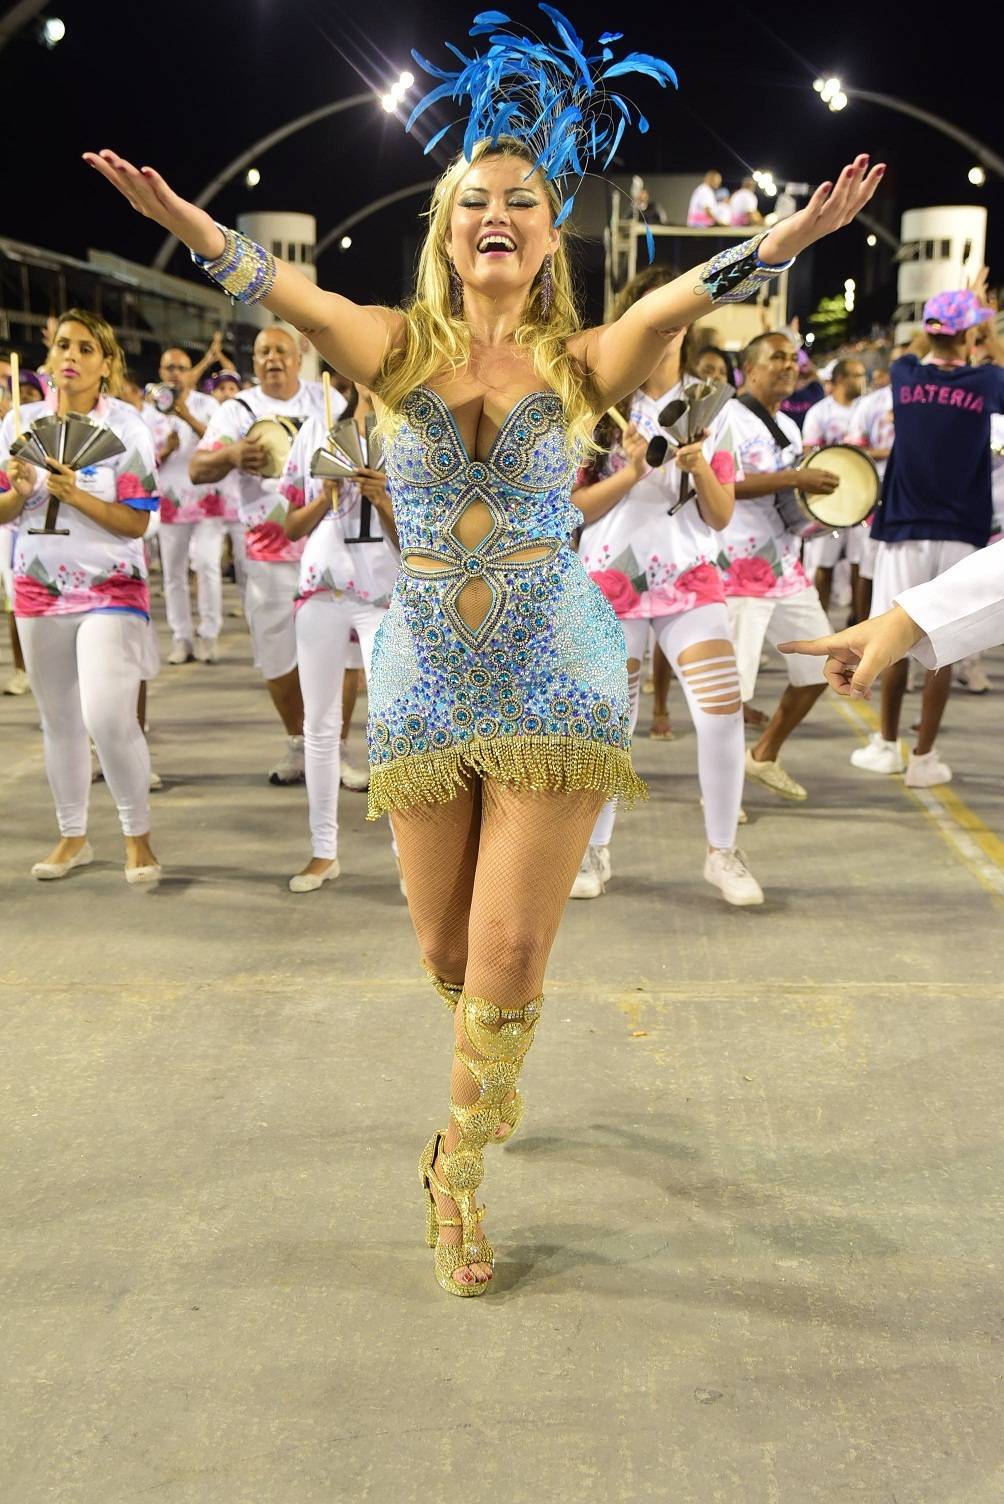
[
  {"left": 289, "top": 859, "right": 340, "bottom": 893},
  {"left": 850, "top": 733, "right": 905, "bottom": 775},
  {"left": 167, "top": 639, "right": 193, "bottom": 666},
  {"left": 193, "top": 636, "right": 219, "bottom": 663},
  {"left": 957, "top": 657, "right": 991, "bottom": 694},
  {"left": 570, "top": 844, "right": 607, "bottom": 899},
  {"left": 339, "top": 747, "right": 370, "bottom": 791},
  {"left": 3, "top": 668, "right": 30, "bottom": 695},
  {"left": 744, "top": 749, "right": 807, "bottom": 801},
  {"left": 148, "top": 768, "right": 163, "bottom": 791},
  {"left": 269, "top": 735, "right": 306, "bottom": 785},
  {"left": 704, "top": 847, "right": 765, "bottom": 906},
  {"left": 905, "top": 748, "right": 952, "bottom": 788}
]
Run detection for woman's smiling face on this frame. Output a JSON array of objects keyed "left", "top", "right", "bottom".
[{"left": 446, "top": 154, "right": 559, "bottom": 300}]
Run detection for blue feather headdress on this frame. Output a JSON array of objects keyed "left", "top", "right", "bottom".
[{"left": 406, "top": 6, "right": 677, "bottom": 259}]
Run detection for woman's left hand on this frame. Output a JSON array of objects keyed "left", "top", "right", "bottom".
[
  {"left": 44, "top": 458, "right": 83, "bottom": 506},
  {"left": 355, "top": 466, "right": 390, "bottom": 508},
  {"left": 759, "top": 155, "right": 885, "bottom": 264},
  {"left": 675, "top": 432, "right": 709, "bottom": 475}
]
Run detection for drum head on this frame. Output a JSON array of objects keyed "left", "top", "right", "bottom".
[
  {"left": 247, "top": 417, "right": 298, "bottom": 479},
  {"left": 799, "top": 445, "right": 879, "bottom": 527}
]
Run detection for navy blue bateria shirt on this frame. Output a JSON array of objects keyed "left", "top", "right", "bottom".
[{"left": 873, "top": 355, "right": 1004, "bottom": 546}]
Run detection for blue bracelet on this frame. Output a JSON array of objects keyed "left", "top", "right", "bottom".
[
  {"left": 192, "top": 223, "right": 277, "bottom": 305},
  {"left": 697, "top": 234, "right": 795, "bottom": 305}
]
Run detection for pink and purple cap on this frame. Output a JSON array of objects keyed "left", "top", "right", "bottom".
[{"left": 922, "top": 289, "right": 993, "bottom": 335}]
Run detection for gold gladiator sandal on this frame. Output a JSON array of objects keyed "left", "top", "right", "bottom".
[
  {"left": 422, "top": 963, "right": 532, "bottom": 1142},
  {"left": 418, "top": 992, "right": 543, "bottom": 1297}
]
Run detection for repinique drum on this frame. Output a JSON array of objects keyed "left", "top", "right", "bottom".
[
  {"left": 245, "top": 415, "right": 304, "bottom": 479},
  {"left": 775, "top": 443, "right": 880, "bottom": 540}
]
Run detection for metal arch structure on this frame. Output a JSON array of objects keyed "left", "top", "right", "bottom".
[
  {"left": 152, "top": 92, "right": 379, "bottom": 271},
  {"left": 314, "top": 180, "right": 438, "bottom": 263},
  {"left": 844, "top": 88, "right": 1004, "bottom": 182},
  {"left": 0, "top": 0, "right": 49, "bottom": 55}
]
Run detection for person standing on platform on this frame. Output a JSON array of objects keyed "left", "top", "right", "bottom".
[
  {"left": 687, "top": 169, "right": 726, "bottom": 227},
  {"left": 190, "top": 328, "right": 334, "bottom": 783}
]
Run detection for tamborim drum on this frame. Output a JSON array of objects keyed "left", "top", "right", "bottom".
[
  {"left": 245, "top": 415, "right": 304, "bottom": 479},
  {"left": 775, "top": 443, "right": 879, "bottom": 540}
]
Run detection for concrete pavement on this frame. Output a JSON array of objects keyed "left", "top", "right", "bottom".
[{"left": 2, "top": 590, "right": 1002, "bottom": 1503}]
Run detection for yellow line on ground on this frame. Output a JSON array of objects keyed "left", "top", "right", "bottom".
[{"left": 835, "top": 698, "right": 1004, "bottom": 904}]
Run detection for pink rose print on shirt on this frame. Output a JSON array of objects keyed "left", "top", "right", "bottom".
[
  {"left": 159, "top": 494, "right": 180, "bottom": 524},
  {"left": 0, "top": 470, "right": 10, "bottom": 491},
  {"left": 116, "top": 471, "right": 150, "bottom": 501},
  {"left": 13, "top": 574, "right": 62, "bottom": 615},
  {"left": 246, "top": 521, "right": 304, "bottom": 563},
  {"left": 279, "top": 480, "right": 306, "bottom": 510},
  {"left": 91, "top": 570, "right": 150, "bottom": 612},
  {"left": 675, "top": 562, "right": 726, "bottom": 605},
  {"left": 201, "top": 492, "right": 225, "bottom": 518},
  {"left": 722, "top": 556, "right": 777, "bottom": 597},
  {"left": 589, "top": 568, "right": 642, "bottom": 614}
]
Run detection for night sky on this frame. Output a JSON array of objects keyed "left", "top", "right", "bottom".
[{"left": 6, "top": 0, "right": 1000, "bottom": 327}]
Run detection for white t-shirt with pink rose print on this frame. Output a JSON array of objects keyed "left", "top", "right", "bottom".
[
  {"left": 802, "top": 393, "right": 861, "bottom": 450},
  {"left": 577, "top": 384, "right": 741, "bottom": 619},
  {"left": 278, "top": 416, "right": 399, "bottom": 614},
  {"left": 144, "top": 390, "right": 227, "bottom": 525},
  {"left": 847, "top": 385, "right": 894, "bottom": 483},
  {"left": 0, "top": 394, "right": 158, "bottom": 619},
  {"left": 195, "top": 380, "right": 335, "bottom": 564},
  {"left": 715, "top": 399, "right": 810, "bottom": 599}
]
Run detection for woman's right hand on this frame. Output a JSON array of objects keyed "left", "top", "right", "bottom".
[
  {"left": 82, "top": 151, "right": 225, "bottom": 259},
  {"left": 624, "top": 424, "right": 650, "bottom": 480},
  {"left": 4, "top": 457, "right": 38, "bottom": 499}
]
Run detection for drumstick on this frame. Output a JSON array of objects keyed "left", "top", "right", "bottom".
[
  {"left": 322, "top": 370, "right": 333, "bottom": 434},
  {"left": 605, "top": 406, "right": 628, "bottom": 434},
  {"left": 10, "top": 351, "right": 21, "bottom": 438}
]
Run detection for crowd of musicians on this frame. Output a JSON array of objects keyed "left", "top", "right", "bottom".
[{"left": 1, "top": 276, "right": 1001, "bottom": 900}]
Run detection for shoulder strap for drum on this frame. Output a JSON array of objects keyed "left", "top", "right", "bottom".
[
  {"left": 231, "top": 397, "right": 257, "bottom": 423},
  {"left": 736, "top": 393, "right": 794, "bottom": 452}
]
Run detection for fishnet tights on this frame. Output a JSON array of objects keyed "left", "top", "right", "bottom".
[{"left": 392, "top": 775, "right": 604, "bottom": 1282}]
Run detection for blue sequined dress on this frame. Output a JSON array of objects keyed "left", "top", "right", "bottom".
[{"left": 366, "top": 385, "right": 646, "bottom": 817}]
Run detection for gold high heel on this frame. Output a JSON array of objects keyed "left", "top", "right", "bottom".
[
  {"left": 418, "top": 992, "right": 542, "bottom": 1296},
  {"left": 422, "top": 965, "right": 533, "bottom": 1142}
]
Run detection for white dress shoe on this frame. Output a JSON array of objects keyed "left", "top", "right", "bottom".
[
  {"left": 125, "top": 863, "right": 162, "bottom": 884},
  {"left": 31, "top": 841, "right": 94, "bottom": 881},
  {"left": 289, "top": 860, "right": 340, "bottom": 893}
]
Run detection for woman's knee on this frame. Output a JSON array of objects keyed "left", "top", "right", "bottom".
[{"left": 677, "top": 639, "right": 743, "bottom": 717}]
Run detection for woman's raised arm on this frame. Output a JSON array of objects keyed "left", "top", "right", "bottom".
[
  {"left": 571, "top": 155, "right": 885, "bottom": 410},
  {"left": 84, "top": 150, "right": 404, "bottom": 388}
]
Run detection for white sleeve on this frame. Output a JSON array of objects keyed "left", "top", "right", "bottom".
[
  {"left": 897, "top": 540, "right": 1004, "bottom": 669},
  {"left": 801, "top": 403, "right": 824, "bottom": 449}
]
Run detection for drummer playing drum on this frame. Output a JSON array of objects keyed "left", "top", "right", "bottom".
[
  {"left": 717, "top": 331, "right": 841, "bottom": 802},
  {"left": 189, "top": 327, "right": 335, "bottom": 784}
]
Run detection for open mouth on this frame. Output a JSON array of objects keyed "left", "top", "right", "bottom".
[{"left": 477, "top": 233, "right": 517, "bottom": 257}]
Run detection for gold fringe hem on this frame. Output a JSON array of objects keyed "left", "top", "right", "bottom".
[{"left": 367, "top": 735, "right": 647, "bottom": 820}]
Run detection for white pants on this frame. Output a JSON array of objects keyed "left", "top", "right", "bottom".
[
  {"left": 870, "top": 539, "right": 976, "bottom": 618},
  {"left": 159, "top": 517, "right": 224, "bottom": 643},
  {"left": 592, "top": 603, "right": 744, "bottom": 852},
  {"left": 802, "top": 528, "right": 848, "bottom": 573},
  {"left": 727, "top": 588, "right": 829, "bottom": 702},
  {"left": 295, "top": 593, "right": 385, "bottom": 859},
  {"left": 18, "top": 612, "right": 153, "bottom": 837},
  {"left": 244, "top": 558, "right": 299, "bottom": 680},
  {"left": 224, "top": 521, "right": 248, "bottom": 595}
]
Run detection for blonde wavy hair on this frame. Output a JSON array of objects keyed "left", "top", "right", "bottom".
[
  {"left": 51, "top": 308, "right": 126, "bottom": 397},
  {"left": 376, "top": 137, "right": 598, "bottom": 455}
]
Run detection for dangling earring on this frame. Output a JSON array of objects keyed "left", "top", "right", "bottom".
[
  {"left": 449, "top": 261, "right": 464, "bottom": 317},
  {"left": 539, "top": 254, "right": 553, "bottom": 320}
]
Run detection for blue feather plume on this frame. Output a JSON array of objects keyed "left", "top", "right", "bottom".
[{"left": 406, "top": 5, "right": 677, "bottom": 256}]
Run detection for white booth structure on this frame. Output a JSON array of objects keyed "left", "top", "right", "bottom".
[
  {"left": 236, "top": 211, "right": 319, "bottom": 379},
  {"left": 895, "top": 206, "right": 987, "bottom": 343}
]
